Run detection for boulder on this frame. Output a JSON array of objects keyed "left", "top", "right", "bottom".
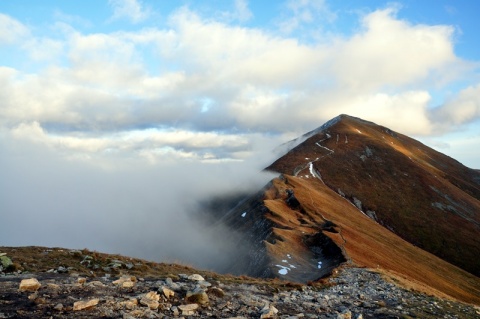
[
  {"left": 178, "top": 303, "right": 199, "bottom": 315},
  {"left": 120, "top": 298, "right": 138, "bottom": 310},
  {"left": 113, "top": 275, "right": 136, "bottom": 288},
  {"left": 162, "top": 286, "right": 175, "bottom": 299},
  {"left": 19, "top": 278, "right": 41, "bottom": 292},
  {"left": 187, "top": 274, "right": 205, "bottom": 281},
  {"left": 186, "top": 287, "right": 210, "bottom": 306},
  {"left": 140, "top": 291, "right": 160, "bottom": 310},
  {"left": 209, "top": 287, "right": 225, "bottom": 298},
  {"left": 260, "top": 305, "right": 279, "bottom": 319},
  {"left": 73, "top": 299, "right": 99, "bottom": 311}
]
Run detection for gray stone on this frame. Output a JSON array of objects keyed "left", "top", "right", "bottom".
[
  {"left": 260, "top": 304, "right": 279, "bottom": 319},
  {"left": 57, "top": 266, "right": 68, "bottom": 273},
  {"left": 187, "top": 274, "right": 205, "bottom": 281},
  {"left": 178, "top": 303, "right": 199, "bottom": 315}
]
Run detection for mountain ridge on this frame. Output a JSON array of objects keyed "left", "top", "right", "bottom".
[
  {"left": 206, "top": 114, "right": 480, "bottom": 304},
  {"left": 267, "top": 114, "right": 480, "bottom": 277}
]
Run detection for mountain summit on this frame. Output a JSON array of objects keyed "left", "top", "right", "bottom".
[
  {"left": 267, "top": 114, "right": 480, "bottom": 277},
  {"left": 212, "top": 114, "right": 480, "bottom": 304}
]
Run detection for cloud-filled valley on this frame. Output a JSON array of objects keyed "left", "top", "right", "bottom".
[{"left": 0, "top": 135, "right": 277, "bottom": 269}]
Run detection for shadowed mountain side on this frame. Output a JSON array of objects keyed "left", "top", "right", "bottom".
[
  {"left": 205, "top": 173, "right": 480, "bottom": 304},
  {"left": 202, "top": 181, "right": 346, "bottom": 283},
  {"left": 267, "top": 114, "right": 480, "bottom": 277}
]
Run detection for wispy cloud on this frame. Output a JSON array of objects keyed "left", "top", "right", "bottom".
[
  {"left": 278, "top": 0, "right": 336, "bottom": 34},
  {"left": 108, "top": 0, "right": 151, "bottom": 23},
  {"left": 232, "top": 0, "right": 253, "bottom": 22},
  {"left": 217, "top": 0, "right": 253, "bottom": 23},
  {"left": 0, "top": 13, "right": 29, "bottom": 44}
]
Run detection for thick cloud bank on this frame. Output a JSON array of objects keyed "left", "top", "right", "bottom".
[{"left": 0, "top": 136, "right": 277, "bottom": 269}]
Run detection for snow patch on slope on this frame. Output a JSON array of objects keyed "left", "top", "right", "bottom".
[{"left": 274, "top": 115, "right": 343, "bottom": 156}]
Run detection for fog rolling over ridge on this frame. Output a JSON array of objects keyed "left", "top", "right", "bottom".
[{"left": 0, "top": 138, "right": 277, "bottom": 271}]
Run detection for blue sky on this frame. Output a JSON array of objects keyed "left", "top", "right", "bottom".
[{"left": 1, "top": 0, "right": 479, "bottom": 256}]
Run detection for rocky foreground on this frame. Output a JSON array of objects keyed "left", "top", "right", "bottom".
[
  {"left": 1, "top": 248, "right": 480, "bottom": 318},
  {"left": 2, "top": 269, "right": 480, "bottom": 319}
]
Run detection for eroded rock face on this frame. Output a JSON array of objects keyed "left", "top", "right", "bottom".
[{"left": 2, "top": 267, "right": 479, "bottom": 318}]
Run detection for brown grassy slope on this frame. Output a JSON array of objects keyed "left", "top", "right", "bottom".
[
  {"left": 267, "top": 115, "right": 480, "bottom": 277},
  {"left": 0, "top": 246, "right": 304, "bottom": 289},
  {"left": 264, "top": 175, "right": 480, "bottom": 305}
]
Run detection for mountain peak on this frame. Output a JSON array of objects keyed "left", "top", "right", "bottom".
[
  {"left": 275, "top": 114, "right": 381, "bottom": 157},
  {"left": 267, "top": 115, "right": 480, "bottom": 279},
  {"left": 207, "top": 114, "right": 480, "bottom": 304}
]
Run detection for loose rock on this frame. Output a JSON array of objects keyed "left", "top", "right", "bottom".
[
  {"left": 73, "top": 299, "right": 99, "bottom": 311},
  {"left": 140, "top": 291, "right": 160, "bottom": 310},
  {"left": 187, "top": 274, "right": 205, "bottom": 281},
  {"left": 178, "top": 303, "right": 199, "bottom": 315},
  {"left": 1, "top": 266, "right": 479, "bottom": 318},
  {"left": 161, "top": 286, "right": 175, "bottom": 299},
  {"left": 19, "top": 278, "right": 41, "bottom": 292},
  {"left": 186, "top": 287, "right": 209, "bottom": 306}
]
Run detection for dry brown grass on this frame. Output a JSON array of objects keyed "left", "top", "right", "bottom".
[
  {"left": 267, "top": 115, "right": 480, "bottom": 281},
  {"left": 264, "top": 175, "right": 480, "bottom": 305},
  {"left": 0, "top": 246, "right": 307, "bottom": 291}
]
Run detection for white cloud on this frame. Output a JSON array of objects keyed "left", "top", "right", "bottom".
[
  {"left": 0, "top": 5, "right": 476, "bottom": 163},
  {"left": 331, "top": 7, "right": 458, "bottom": 90},
  {"left": 432, "top": 84, "right": 480, "bottom": 129},
  {"left": 108, "top": 0, "right": 151, "bottom": 23},
  {"left": 234, "top": 0, "right": 253, "bottom": 22},
  {"left": 23, "top": 37, "right": 64, "bottom": 61},
  {"left": 8, "top": 119, "right": 255, "bottom": 164},
  {"left": 0, "top": 13, "right": 29, "bottom": 44},
  {"left": 340, "top": 91, "right": 434, "bottom": 135}
]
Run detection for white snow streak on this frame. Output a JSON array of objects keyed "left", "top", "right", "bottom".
[
  {"left": 276, "top": 265, "right": 289, "bottom": 275},
  {"left": 315, "top": 142, "right": 334, "bottom": 153}
]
